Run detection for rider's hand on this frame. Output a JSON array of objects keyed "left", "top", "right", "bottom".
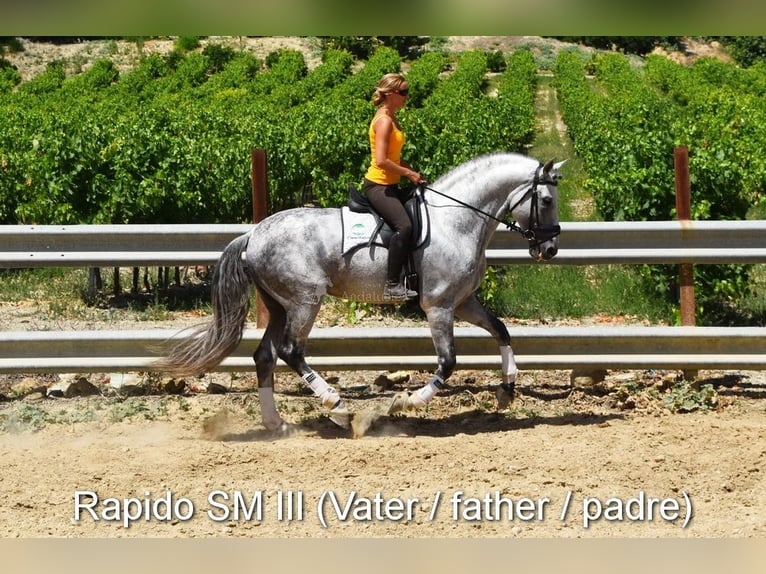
[{"left": 406, "top": 169, "right": 425, "bottom": 185}]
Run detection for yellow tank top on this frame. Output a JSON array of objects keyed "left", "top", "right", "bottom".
[{"left": 364, "top": 115, "right": 406, "bottom": 185}]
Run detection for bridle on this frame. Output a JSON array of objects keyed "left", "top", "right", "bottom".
[{"left": 420, "top": 162, "right": 561, "bottom": 248}]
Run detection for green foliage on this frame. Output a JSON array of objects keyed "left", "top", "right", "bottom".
[
  {"left": 721, "top": 36, "right": 766, "bottom": 67},
  {"left": 486, "top": 50, "right": 507, "bottom": 73},
  {"left": 405, "top": 50, "right": 536, "bottom": 180},
  {"left": 663, "top": 381, "right": 718, "bottom": 413},
  {"left": 201, "top": 43, "right": 236, "bottom": 74},
  {"left": 398, "top": 50, "right": 447, "bottom": 108},
  {"left": 319, "top": 37, "right": 376, "bottom": 60},
  {"left": 377, "top": 37, "right": 430, "bottom": 58},
  {"left": 175, "top": 36, "right": 201, "bottom": 53},
  {"left": 0, "top": 58, "right": 21, "bottom": 93},
  {"left": 18, "top": 60, "right": 65, "bottom": 94},
  {"left": 318, "top": 37, "right": 429, "bottom": 60},
  {"left": 62, "top": 58, "right": 119, "bottom": 97},
  {"left": 0, "top": 42, "right": 540, "bottom": 226},
  {"left": 556, "top": 37, "right": 683, "bottom": 56}
]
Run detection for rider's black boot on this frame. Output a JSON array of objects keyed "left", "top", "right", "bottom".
[{"left": 383, "top": 280, "right": 418, "bottom": 301}]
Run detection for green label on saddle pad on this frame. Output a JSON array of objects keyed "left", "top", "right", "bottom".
[{"left": 350, "top": 223, "right": 367, "bottom": 238}]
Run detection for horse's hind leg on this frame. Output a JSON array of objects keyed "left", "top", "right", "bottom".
[
  {"left": 277, "top": 301, "right": 352, "bottom": 429},
  {"left": 253, "top": 288, "right": 290, "bottom": 432},
  {"left": 454, "top": 294, "right": 517, "bottom": 409}
]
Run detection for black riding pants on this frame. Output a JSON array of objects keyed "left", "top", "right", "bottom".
[{"left": 362, "top": 179, "right": 413, "bottom": 284}]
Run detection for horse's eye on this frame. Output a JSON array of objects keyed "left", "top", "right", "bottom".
[{"left": 542, "top": 195, "right": 553, "bottom": 206}]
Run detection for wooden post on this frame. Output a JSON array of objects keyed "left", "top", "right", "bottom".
[
  {"left": 674, "top": 146, "right": 695, "bottom": 327},
  {"left": 251, "top": 149, "right": 270, "bottom": 328},
  {"left": 674, "top": 147, "right": 697, "bottom": 380}
]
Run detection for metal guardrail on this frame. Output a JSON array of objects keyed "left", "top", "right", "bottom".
[
  {"left": 1, "top": 221, "right": 765, "bottom": 375},
  {"left": 489, "top": 220, "right": 766, "bottom": 264},
  {"left": 1, "top": 326, "right": 765, "bottom": 374},
  {"left": 0, "top": 224, "right": 253, "bottom": 267},
  {"left": 2, "top": 220, "right": 766, "bottom": 268}
]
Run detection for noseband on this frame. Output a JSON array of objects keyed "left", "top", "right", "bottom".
[{"left": 421, "top": 162, "right": 561, "bottom": 247}]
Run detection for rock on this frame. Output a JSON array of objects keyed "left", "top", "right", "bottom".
[
  {"left": 386, "top": 370, "right": 411, "bottom": 383},
  {"left": 570, "top": 369, "right": 607, "bottom": 386},
  {"left": 162, "top": 378, "right": 187, "bottom": 395},
  {"left": 207, "top": 382, "right": 229, "bottom": 394},
  {"left": 370, "top": 371, "right": 410, "bottom": 392},
  {"left": 48, "top": 375, "right": 99, "bottom": 398},
  {"left": 108, "top": 373, "right": 146, "bottom": 396},
  {"left": 11, "top": 377, "right": 46, "bottom": 398},
  {"left": 188, "top": 382, "right": 208, "bottom": 394}
]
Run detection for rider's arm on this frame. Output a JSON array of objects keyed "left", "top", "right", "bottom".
[{"left": 373, "top": 116, "right": 422, "bottom": 185}]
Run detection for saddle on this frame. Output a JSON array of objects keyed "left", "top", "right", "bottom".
[
  {"left": 346, "top": 185, "right": 425, "bottom": 248},
  {"left": 342, "top": 185, "right": 428, "bottom": 291}
]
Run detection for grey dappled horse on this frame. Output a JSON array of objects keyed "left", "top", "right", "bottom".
[{"left": 158, "top": 152, "right": 563, "bottom": 432}]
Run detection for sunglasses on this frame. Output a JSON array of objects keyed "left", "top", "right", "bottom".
[{"left": 396, "top": 88, "right": 409, "bottom": 96}]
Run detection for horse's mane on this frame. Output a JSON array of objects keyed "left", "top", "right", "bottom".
[{"left": 429, "top": 152, "right": 537, "bottom": 197}]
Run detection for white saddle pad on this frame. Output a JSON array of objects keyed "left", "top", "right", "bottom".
[{"left": 340, "top": 203, "right": 428, "bottom": 256}]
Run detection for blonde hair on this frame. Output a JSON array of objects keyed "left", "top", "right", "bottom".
[{"left": 373, "top": 73, "right": 407, "bottom": 106}]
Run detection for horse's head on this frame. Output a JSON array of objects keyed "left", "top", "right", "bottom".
[{"left": 508, "top": 159, "right": 564, "bottom": 261}]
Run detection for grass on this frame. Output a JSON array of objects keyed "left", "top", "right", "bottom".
[
  {"left": 0, "top": 267, "right": 84, "bottom": 303},
  {"left": 489, "top": 265, "right": 667, "bottom": 322},
  {"left": 0, "top": 266, "right": 213, "bottom": 322}
]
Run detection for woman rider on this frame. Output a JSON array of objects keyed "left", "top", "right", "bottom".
[{"left": 362, "top": 73, "right": 425, "bottom": 301}]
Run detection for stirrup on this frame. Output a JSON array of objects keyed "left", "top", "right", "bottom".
[{"left": 383, "top": 281, "right": 417, "bottom": 301}]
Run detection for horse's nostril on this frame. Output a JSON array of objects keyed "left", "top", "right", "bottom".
[{"left": 546, "top": 246, "right": 558, "bottom": 259}]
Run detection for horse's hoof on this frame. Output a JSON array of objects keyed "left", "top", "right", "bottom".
[
  {"left": 329, "top": 403, "right": 352, "bottom": 429},
  {"left": 495, "top": 382, "right": 515, "bottom": 410},
  {"left": 387, "top": 391, "right": 412, "bottom": 415},
  {"left": 274, "top": 421, "right": 299, "bottom": 435}
]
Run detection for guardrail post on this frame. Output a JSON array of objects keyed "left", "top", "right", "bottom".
[
  {"left": 675, "top": 146, "right": 697, "bottom": 380},
  {"left": 674, "top": 146, "right": 695, "bottom": 327},
  {"left": 251, "top": 149, "right": 270, "bottom": 328}
]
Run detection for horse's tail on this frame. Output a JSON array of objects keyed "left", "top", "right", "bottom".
[{"left": 155, "top": 232, "right": 254, "bottom": 376}]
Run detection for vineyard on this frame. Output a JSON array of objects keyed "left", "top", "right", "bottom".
[
  {"left": 0, "top": 43, "right": 537, "bottom": 225},
  {"left": 554, "top": 50, "right": 766, "bottom": 320},
  {"left": 2, "top": 38, "right": 766, "bottom": 321}
]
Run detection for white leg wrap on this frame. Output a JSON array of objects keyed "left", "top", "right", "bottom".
[
  {"left": 258, "top": 387, "right": 285, "bottom": 431},
  {"left": 303, "top": 371, "right": 342, "bottom": 409},
  {"left": 500, "top": 345, "right": 518, "bottom": 384},
  {"left": 409, "top": 375, "right": 444, "bottom": 409}
]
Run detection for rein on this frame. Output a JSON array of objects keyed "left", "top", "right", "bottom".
[{"left": 420, "top": 162, "right": 561, "bottom": 246}]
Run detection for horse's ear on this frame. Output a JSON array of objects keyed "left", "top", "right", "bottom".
[{"left": 544, "top": 159, "right": 567, "bottom": 181}]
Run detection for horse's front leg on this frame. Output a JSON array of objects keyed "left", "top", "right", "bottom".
[
  {"left": 455, "top": 294, "right": 517, "bottom": 409},
  {"left": 388, "top": 306, "right": 456, "bottom": 414}
]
